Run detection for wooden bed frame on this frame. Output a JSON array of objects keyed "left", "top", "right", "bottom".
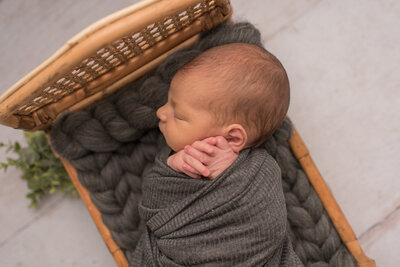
[{"left": 0, "top": 1, "right": 375, "bottom": 266}]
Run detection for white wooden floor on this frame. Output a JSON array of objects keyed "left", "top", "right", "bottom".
[{"left": 1, "top": 0, "right": 399, "bottom": 266}]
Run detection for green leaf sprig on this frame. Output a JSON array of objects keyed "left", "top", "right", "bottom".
[{"left": 0, "top": 131, "right": 76, "bottom": 208}]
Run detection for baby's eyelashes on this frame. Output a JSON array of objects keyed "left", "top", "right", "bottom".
[
  {"left": 174, "top": 115, "right": 183, "bottom": 120},
  {"left": 174, "top": 112, "right": 186, "bottom": 121}
]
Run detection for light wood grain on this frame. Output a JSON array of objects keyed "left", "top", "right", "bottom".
[
  {"left": 0, "top": 0, "right": 232, "bottom": 131},
  {"left": 59, "top": 157, "right": 129, "bottom": 267},
  {"left": 289, "top": 127, "right": 376, "bottom": 267}
]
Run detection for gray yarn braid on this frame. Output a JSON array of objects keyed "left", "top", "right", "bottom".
[
  {"left": 263, "top": 120, "right": 355, "bottom": 266},
  {"left": 50, "top": 22, "right": 355, "bottom": 266}
]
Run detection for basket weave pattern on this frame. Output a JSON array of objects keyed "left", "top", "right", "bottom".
[
  {"left": 17, "top": 1, "right": 217, "bottom": 117},
  {"left": 0, "top": 0, "right": 231, "bottom": 131}
]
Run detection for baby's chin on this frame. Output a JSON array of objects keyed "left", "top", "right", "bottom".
[
  {"left": 162, "top": 136, "right": 180, "bottom": 152},
  {"left": 167, "top": 143, "right": 183, "bottom": 152},
  {"left": 158, "top": 127, "right": 186, "bottom": 152},
  {"left": 165, "top": 139, "right": 186, "bottom": 152}
]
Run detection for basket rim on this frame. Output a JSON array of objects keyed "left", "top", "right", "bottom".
[
  {"left": 0, "top": 0, "right": 231, "bottom": 131},
  {"left": 0, "top": 0, "right": 157, "bottom": 104}
]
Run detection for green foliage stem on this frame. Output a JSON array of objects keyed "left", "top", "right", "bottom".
[{"left": 0, "top": 131, "right": 76, "bottom": 208}]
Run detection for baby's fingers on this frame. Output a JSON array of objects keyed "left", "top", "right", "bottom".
[
  {"left": 182, "top": 152, "right": 210, "bottom": 177},
  {"left": 182, "top": 164, "right": 201, "bottom": 179},
  {"left": 184, "top": 145, "right": 212, "bottom": 165},
  {"left": 202, "top": 137, "right": 217, "bottom": 146},
  {"left": 190, "top": 141, "right": 216, "bottom": 156}
]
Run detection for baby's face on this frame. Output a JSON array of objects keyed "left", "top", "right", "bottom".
[{"left": 156, "top": 72, "right": 223, "bottom": 152}]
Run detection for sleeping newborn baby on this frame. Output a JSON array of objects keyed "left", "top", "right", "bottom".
[
  {"left": 131, "top": 43, "right": 303, "bottom": 266},
  {"left": 159, "top": 42, "right": 289, "bottom": 180}
]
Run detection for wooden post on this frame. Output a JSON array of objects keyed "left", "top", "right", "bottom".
[{"left": 289, "top": 127, "right": 376, "bottom": 267}]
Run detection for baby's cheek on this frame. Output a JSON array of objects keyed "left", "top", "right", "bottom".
[{"left": 164, "top": 128, "right": 181, "bottom": 151}]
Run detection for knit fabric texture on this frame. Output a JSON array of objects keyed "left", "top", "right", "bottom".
[
  {"left": 130, "top": 144, "right": 302, "bottom": 266},
  {"left": 50, "top": 22, "right": 356, "bottom": 266}
]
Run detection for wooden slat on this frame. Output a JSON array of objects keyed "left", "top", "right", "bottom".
[
  {"left": 289, "top": 127, "right": 376, "bottom": 267},
  {"left": 68, "top": 35, "right": 198, "bottom": 113},
  {"left": 0, "top": 0, "right": 232, "bottom": 131},
  {"left": 45, "top": 130, "right": 128, "bottom": 266},
  {"left": 0, "top": 0, "right": 157, "bottom": 105},
  {"left": 59, "top": 157, "right": 129, "bottom": 267},
  {"left": 35, "top": 34, "right": 199, "bottom": 131}
]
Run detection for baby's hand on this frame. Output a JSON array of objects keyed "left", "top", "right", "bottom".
[
  {"left": 167, "top": 150, "right": 205, "bottom": 179},
  {"left": 183, "top": 136, "right": 238, "bottom": 179}
]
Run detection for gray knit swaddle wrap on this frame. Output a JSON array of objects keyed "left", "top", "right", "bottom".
[
  {"left": 50, "top": 22, "right": 356, "bottom": 266},
  {"left": 131, "top": 145, "right": 301, "bottom": 266}
]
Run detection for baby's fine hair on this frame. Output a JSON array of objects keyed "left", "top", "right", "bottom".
[{"left": 177, "top": 42, "right": 290, "bottom": 147}]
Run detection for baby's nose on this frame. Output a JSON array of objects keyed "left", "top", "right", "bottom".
[{"left": 156, "top": 105, "right": 167, "bottom": 122}]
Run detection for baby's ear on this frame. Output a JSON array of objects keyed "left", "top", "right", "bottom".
[{"left": 223, "top": 124, "right": 248, "bottom": 153}]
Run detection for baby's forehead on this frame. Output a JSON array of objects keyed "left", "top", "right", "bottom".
[
  {"left": 182, "top": 70, "right": 229, "bottom": 96},
  {"left": 171, "top": 72, "right": 220, "bottom": 107}
]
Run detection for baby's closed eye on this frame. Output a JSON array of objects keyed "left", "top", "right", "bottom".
[
  {"left": 174, "top": 115, "right": 184, "bottom": 120},
  {"left": 174, "top": 112, "right": 185, "bottom": 121}
]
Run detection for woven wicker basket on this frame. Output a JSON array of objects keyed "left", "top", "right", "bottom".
[{"left": 0, "top": 1, "right": 375, "bottom": 266}]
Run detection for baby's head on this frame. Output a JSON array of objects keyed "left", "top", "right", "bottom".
[{"left": 157, "top": 43, "right": 289, "bottom": 152}]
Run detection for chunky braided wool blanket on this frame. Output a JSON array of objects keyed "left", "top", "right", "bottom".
[{"left": 50, "top": 22, "right": 356, "bottom": 266}]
